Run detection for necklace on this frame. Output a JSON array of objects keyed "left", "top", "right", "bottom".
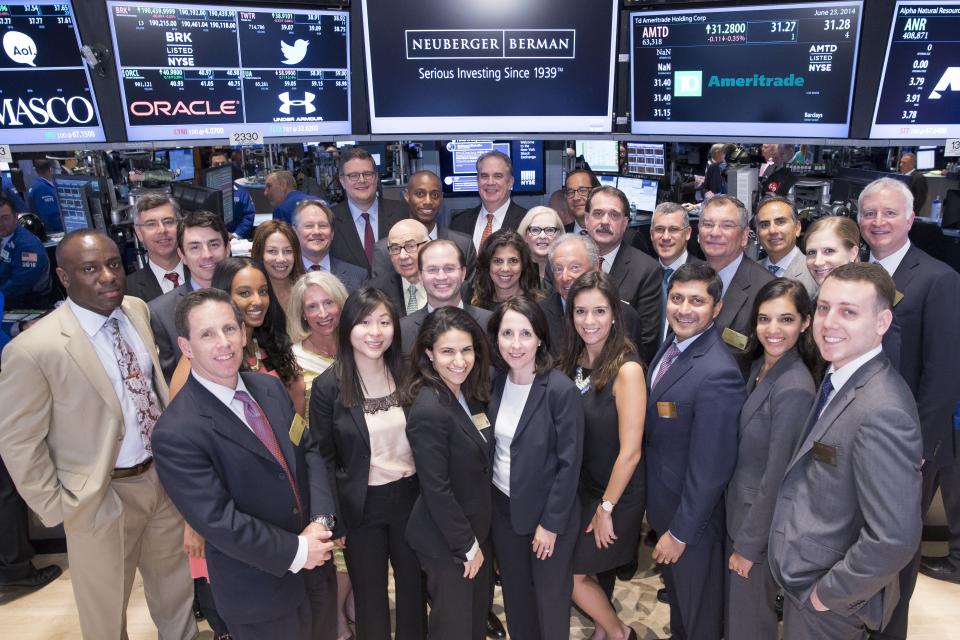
[
  {"left": 574, "top": 365, "right": 591, "bottom": 392},
  {"left": 304, "top": 338, "right": 335, "bottom": 359},
  {"left": 245, "top": 337, "right": 261, "bottom": 371}
]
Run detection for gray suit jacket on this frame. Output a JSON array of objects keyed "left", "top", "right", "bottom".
[
  {"left": 149, "top": 281, "right": 193, "bottom": 382},
  {"left": 399, "top": 303, "right": 492, "bottom": 355},
  {"left": 125, "top": 265, "right": 164, "bottom": 303},
  {"left": 769, "top": 354, "right": 922, "bottom": 631},
  {"left": 371, "top": 227, "right": 477, "bottom": 283},
  {"left": 329, "top": 257, "right": 368, "bottom": 294},
  {"left": 716, "top": 255, "right": 774, "bottom": 375},
  {"left": 779, "top": 250, "right": 818, "bottom": 298}
]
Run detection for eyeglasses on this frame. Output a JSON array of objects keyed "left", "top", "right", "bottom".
[
  {"left": 387, "top": 240, "right": 428, "bottom": 255},
  {"left": 588, "top": 209, "right": 626, "bottom": 222},
  {"left": 342, "top": 171, "right": 377, "bottom": 183},
  {"left": 652, "top": 225, "right": 689, "bottom": 236},
  {"left": 699, "top": 220, "right": 742, "bottom": 232},
  {"left": 136, "top": 217, "right": 178, "bottom": 231},
  {"left": 422, "top": 265, "right": 462, "bottom": 276},
  {"left": 527, "top": 226, "right": 559, "bottom": 237},
  {"left": 564, "top": 187, "right": 592, "bottom": 198}
]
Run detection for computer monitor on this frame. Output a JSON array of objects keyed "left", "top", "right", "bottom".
[
  {"left": 202, "top": 165, "right": 236, "bottom": 227},
  {"left": 597, "top": 174, "right": 618, "bottom": 188},
  {"left": 169, "top": 149, "right": 196, "bottom": 182},
  {"left": 916, "top": 148, "right": 936, "bottom": 171},
  {"left": 55, "top": 180, "right": 94, "bottom": 234},
  {"left": 623, "top": 143, "right": 665, "bottom": 177},
  {"left": 170, "top": 183, "right": 224, "bottom": 219},
  {"left": 616, "top": 177, "right": 659, "bottom": 216},
  {"left": 576, "top": 141, "right": 620, "bottom": 174}
]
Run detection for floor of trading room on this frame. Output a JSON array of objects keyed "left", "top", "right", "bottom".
[{"left": 1, "top": 541, "right": 957, "bottom": 639}]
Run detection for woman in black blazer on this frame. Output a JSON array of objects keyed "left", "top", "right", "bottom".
[
  {"left": 487, "top": 296, "right": 584, "bottom": 640},
  {"left": 404, "top": 307, "right": 494, "bottom": 640},
  {"left": 725, "top": 278, "right": 817, "bottom": 640},
  {"left": 311, "top": 287, "right": 426, "bottom": 640}
]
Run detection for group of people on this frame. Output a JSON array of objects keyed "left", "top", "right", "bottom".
[{"left": 0, "top": 145, "right": 957, "bottom": 640}]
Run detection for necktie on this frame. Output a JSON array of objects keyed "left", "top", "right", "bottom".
[
  {"left": 661, "top": 267, "right": 674, "bottom": 306},
  {"left": 767, "top": 264, "right": 780, "bottom": 276},
  {"left": 579, "top": 229, "right": 589, "bottom": 236},
  {"left": 234, "top": 390, "right": 303, "bottom": 522},
  {"left": 599, "top": 256, "right": 606, "bottom": 272},
  {"left": 310, "top": 264, "right": 323, "bottom": 272},
  {"left": 361, "top": 211, "right": 375, "bottom": 265},
  {"left": 800, "top": 373, "right": 834, "bottom": 442},
  {"left": 106, "top": 318, "right": 161, "bottom": 453},
  {"left": 480, "top": 213, "right": 495, "bottom": 249},
  {"left": 164, "top": 272, "right": 180, "bottom": 288},
  {"left": 406, "top": 284, "right": 419, "bottom": 314},
  {"left": 652, "top": 342, "right": 681, "bottom": 390}
]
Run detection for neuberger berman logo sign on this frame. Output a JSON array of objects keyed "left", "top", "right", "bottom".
[{"left": 406, "top": 29, "right": 575, "bottom": 60}]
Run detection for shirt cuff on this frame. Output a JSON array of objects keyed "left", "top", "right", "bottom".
[
  {"left": 288, "top": 535, "right": 308, "bottom": 573},
  {"left": 464, "top": 538, "right": 480, "bottom": 562},
  {"left": 668, "top": 531, "right": 686, "bottom": 546}
]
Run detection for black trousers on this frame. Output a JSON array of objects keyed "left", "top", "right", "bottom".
[
  {"left": 0, "top": 456, "right": 35, "bottom": 583},
  {"left": 344, "top": 476, "right": 426, "bottom": 640},
  {"left": 230, "top": 592, "right": 313, "bottom": 640},
  {"left": 306, "top": 562, "right": 339, "bottom": 640},
  {"left": 660, "top": 531, "right": 724, "bottom": 640},
  {"left": 418, "top": 539, "right": 493, "bottom": 640}
]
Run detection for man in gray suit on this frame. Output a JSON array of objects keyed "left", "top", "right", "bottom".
[
  {"left": 293, "top": 200, "right": 367, "bottom": 294},
  {"left": 651, "top": 202, "right": 702, "bottom": 344},
  {"left": 769, "top": 262, "right": 922, "bottom": 640},
  {"left": 756, "top": 196, "right": 817, "bottom": 296}
]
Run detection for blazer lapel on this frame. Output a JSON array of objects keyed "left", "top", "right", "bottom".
[
  {"left": 59, "top": 306, "right": 123, "bottom": 417},
  {"left": 511, "top": 374, "right": 548, "bottom": 442},
  {"left": 718, "top": 261, "right": 750, "bottom": 328},
  {"left": 488, "top": 375, "right": 505, "bottom": 428},
  {"left": 609, "top": 247, "right": 630, "bottom": 290},
  {"left": 243, "top": 373, "right": 298, "bottom": 477},
  {"left": 740, "top": 350, "right": 800, "bottom": 426},
  {"left": 454, "top": 397, "right": 490, "bottom": 460},
  {"left": 192, "top": 377, "right": 279, "bottom": 466},
  {"left": 335, "top": 207, "right": 367, "bottom": 267},
  {"left": 348, "top": 404, "right": 372, "bottom": 450},
  {"left": 892, "top": 246, "right": 920, "bottom": 294}
]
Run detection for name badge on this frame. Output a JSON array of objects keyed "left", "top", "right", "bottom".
[
  {"left": 289, "top": 413, "right": 307, "bottom": 446},
  {"left": 471, "top": 413, "right": 491, "bottom": 430},
  {"left": 657, "top": 401, "right": 678, "bottom": 419},
  {"left": 894, "top": 290, "right": 904, "bottom": 307},
  {"left": 812, "top": 441, "right": 838, "bottom": 466},
  {"left": 722, "top": 327, "right": 749, "bottom": 351}
]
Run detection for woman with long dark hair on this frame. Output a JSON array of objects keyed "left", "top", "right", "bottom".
[
  {"left": 252, "top": 220, "right": 305, "bottom": 313},
  {"left": 310, "top": 288, "right": 426, "bottom": 640},
  {"left": 725, "top": 278, "right": 817, "bottom": 640},
  {"left": 471, "top": 229, "right": 545, "bottom": 311},
  {"left": 403, "top": 307, "right": 493, "bottom": 639}
]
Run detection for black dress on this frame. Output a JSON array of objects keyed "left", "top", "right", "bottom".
[{"left": 571, "top": 356, "right": 647, "bottom": 574}]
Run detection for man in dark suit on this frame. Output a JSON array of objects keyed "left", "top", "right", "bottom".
[
  {"left": 584, "top": 185, "right": 661, "bottom": 363},
  {"left": 292, "top": 200, "right": 367, "bottom": 293},
  {"left": 449, "top": 151, "right": 527, "bottom": 251},
  {"left": 265, "top": 170, "right": 311, "bottom": 226},
  {"left": 368, "top": 219, "right": 430, "bottom": 319},
  {"left": 152, "top": 288, "right": 338, "bottom": 640},
  {"left": 399, "top": 239, "right": 491, "bottom": 354},
  {"left": 329, "top": 147, "right": 408, "bottom": 271},
  {"left": 562, "top": 168, "right": 600, "bottom": 235},
  {"left": 899, "top": 153, "right": 928, "bottom": 214},
  {"left": 372, "top": 170, "right": 476, "bottom": 282},
  {"left": 698, "top": 195, "right": 774, "bottom": 370},
  {"left": 645, "top": 262, "right": 744, "bottom": 640},
  {"left": 769, "top": 263, "right": 922, "bottom": 640},
  {"left": 651, "top": 202, "right": 702, "bottom": 344},
  {"left": 149, "top": 211, "right": 230, "bottom": 381},
  {"left": 127, "top": 194, "right": 187, "bottom": 303},
  {"left": 857, "top": 178, "right": 960, "bottom": 639}
]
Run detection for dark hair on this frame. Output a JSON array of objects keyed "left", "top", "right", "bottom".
[
  {"left": 338, "top": 146, "right": 376, "bottom": 174},
  {"left": 668, "top": 262, "right": 723, "bottom": 303},
  {"left": 404, "top": 307, "right": 491, "bottom": 405},
  {"left": 34, "top": 158, "right": 54, "bottom": 175},
  {"left": 418, "top": 238, "right": 466, "bottom": 270},
  {"left": 471, "top": 229, "right": 544, "bottom": 310},
  {"left": 585, "top": 185, "right": 630, "bottom": 218},
  {"left": 174, "top": 288, "right": 242, "bottom": 340},
  {"left": 0, "top": 195, "right": 15, "bottom": 214},
  {"left": 560, "top": 271, "right": 638, "bottom": 390},
  {"left": 566, "top": 168, "right": 600, "bottom": 189},
  {"left": 211, "top": 257, "right": 301, "bottom": 385},
  {"left": 334, "top": 287, "right": 403, "bottom": 408},
  {"left": 756, "top": 195, "right": 799, "bottom": 223},
  {"left": 177, "top": 210, "right": 230, "bottom": 251},
  {"left": 746, "top": 278, "right": 823, "bottom": 382},
  {"left": 135, "top": 193, "right": 181, "bottom": 223},
  {"left": 486, "top": 295, "right": 555, "bottom": 373},
  {"left": 251, "top": 220, "right": 305, "bottom": 285},
  {"left": 824, "top": 262, "right": 896, "bottom": 312}
]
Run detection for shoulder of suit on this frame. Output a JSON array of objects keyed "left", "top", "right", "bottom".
[
  {"left": 908, "top": 245, "right": 957, "bottom": 277},
  {"left": 451, "top": 205, "right": 480, "bottom": 219},
  {"left": 122, "top": 295, "right": 149, "bottom": 317},
  {"left": 149, "top": 285, "right": 181, "bottom": 311}
]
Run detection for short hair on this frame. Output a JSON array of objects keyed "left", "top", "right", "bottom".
[
  {"left": 803, "top": 216, "right": 861, "bottom": 253},
  {"left": 586, "top": 185, "right": 630, "bottom": 218},
  {"left": 174, "top": 288, "right": 241, "bottom": 340},
  {"left": 652, "top": 201, "right": 689, "bottom": 226},
  {"left": 338, "top": 146, "right": 376, "bottom": 174},
  {"left": 517, "top": 206, "right": 564, "bottom": 237},
  {"left": 756, "top": 195, "right": 799, "bottom": 223},
  {"left": 547, "top": 232, "right": 600, "bottom": 270},
  {"left": 286, "top": 271, "right": 349, "bottom": 343},
  {"left": 177, "top": 210, "right": 230, "bottom": 251},
  {"left": 134, "top": 193, "right": 180, "bottom": 224},
  {"left": 823, "top": 262, "right": 895, "bottom": 312},
  {"left": 486, "top": 295, "right": 555, "bottom": 373},
  {"left": 34, "top": 158, "right": 54, "bottom": 175},
  {"left": 0, "top": 195, "right": 14, "bottom": 214},
  {"left": 702, "top": 194, "right": 749, "bottom": 229},
  {"left": 251, "top": 220, "right": 305, "bottom": 284},
  {"left": 857, "top": 177, "right": 914, "bottom": 217},
  {"left": 668, "top": 262, "right": 723, "bottom": 303},
  {"left": 417, "top": 239, "right": 465, "bottom": 271},
  {"left": 291, "top": 198, "right": 332, "bottom": 229},
  {"left": 405, "top": 306, "right": 491, "bottom": 404},
  {"left": 55, "top": 228, "right": 113, "bottom": 263},
  {"left": 267, "top": 170, "right": 297, "bottom": 191},
  {"left": 565, "top": 168, "right": 600, "bottom": 188},
  {"left": 406, "top": 170, "right": 442, "bottom": 191},
  {"left": 900, "top": 152, "right": 916, "bottom": 164},
  {"left": 476, "top": 150, "right": 512, "bottom": 174}
]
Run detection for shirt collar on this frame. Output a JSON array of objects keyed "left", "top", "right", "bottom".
[
  {"left": 572, "top": 221, "right": 587, "bottom": 236},
  {"left": 482, "top": 199, "right": 511, "bottom": 220},
  {"left": 827, "top": 345, "right": 883, "bottom": 393},
  {"left": 426, "top": 299, "right": 464, "bottom": 313},
  {"left": 661, "top": 250, "right": 688, "bottom": 272},
  {"left": 191, "top": 370, "right": 249, "bottom": 408},
  {"left": 600, "top": 243, "right": 621, "bottom": 273},
  {"left": 716, "top": 252, "right": 744, "bottom": 298},
  {"left": 870, "top": 240, "right": 911, "bottom": 277},
  {"left": 765, "top": 245, "right": 801, "bottom": 271},
  {"left": 147, "top": 259, "right": 184, "bottom": 283},
  {"left": 674, "top": 323, "right": 713, "bottom": 352},
  {"left": 66, "top": 298, "right": 126, "bottom": 338},
  {"left": 347, "top": 197, "right": 379, "bottom": 222},
  {"left": 302, "top": 254, "right": 331, "bottom": 272}
]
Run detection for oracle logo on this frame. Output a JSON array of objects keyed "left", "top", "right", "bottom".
[
  {"left": 0, "top": 96, "right": 95, "bottom": 127},
  {"left": 129, "top": 99, "right": 240, "bottom": 117}
]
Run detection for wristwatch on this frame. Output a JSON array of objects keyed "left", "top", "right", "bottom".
[
  {"left": 600, "top": 499, "right": 615, "bottom": 513},
  {"left": 310, "top": 514, "right": 336, "bottom": 529}
]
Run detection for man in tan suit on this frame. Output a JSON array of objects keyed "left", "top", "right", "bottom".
[{"left": 0, "top": 230, "right": 196, "bottom": 639}]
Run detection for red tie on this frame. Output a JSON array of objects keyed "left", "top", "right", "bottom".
[
  {"left": 164, "top": 272, "right": 180, "bottom": 288},
  {"left": 361, "top": 212, "right": 375, "bottom": 265},
  {"left": 480, "top": 213, "right": 495, "bottom": 249}
]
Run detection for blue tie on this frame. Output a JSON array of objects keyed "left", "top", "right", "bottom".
[
  {"left": 801, "top": 373, "right": 834, "bottom": 442},
  {"left": 661, "top": 267, "right": 674, "bottom": 310},
  {"left": 767, "top": 264, "right": 780, "bottom": 275}
]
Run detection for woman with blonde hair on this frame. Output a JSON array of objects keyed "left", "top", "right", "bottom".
[{"left": 517, "top": 206, "right": 565, "bottom": 286}]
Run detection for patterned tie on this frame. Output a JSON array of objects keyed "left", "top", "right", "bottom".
[
  {"left": 480, "top": 213, "right": 495, "bottom": 249},
  {"left": 234, "top": 390, "right": 303, "bottom": 522},
  {"left": 309, "top": 264, "right": 323, "bottom": 272},
  {"left": 106, "top": 318, "right": 161, "bottom": 453},
  {"left": 164, "top": 272, "right": 180, "bottom": 288},
  {"left": 361, "top": 211, "right": 375, "bottom": 265},
  {"left": 652, "top": 342, "right": 681, "bottom": 390},
  {"left": 406, "top": 284, "right": 419, "bottom": 315},
  {"left": 800, "top": 373, "right": 834, "bottom": 442},
  {"left": 767, "top": 264, "right": 780, "bottom": 275}
]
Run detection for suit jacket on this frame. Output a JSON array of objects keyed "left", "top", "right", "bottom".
[
  {"left": 329, "top": 256, "right": 368, "bottom": 294},
  {"left": 769, "top": 354, "right": 922, "bottom": 631},
  {"left": 367, "top": 269, "right": 412, "bottom": 318},
  {"left": 908, "top": 171, "right": 928, "bottom": 213},
  {"left": 330, "top": 197, "right": 409, "bottom": 270},
  {"left": 399, "top": 303, "right": 492, "bottom": 356},
  {"left": 538, "top": 292, "right": 644, "bottom": 360},
  {"left": 607, "top": 243, "right": 662, "bottom": 364},
  {"left": 488, "top": 369, "right": 584, "bottom": 535},
  {"left": 152, "top": 372, "right": 334, "bottom": 626},
  {"left": 126, "top": 264, "right": 189, "bottom": 303},
  {"left": 725, "top": 350, "right": 814, "bottom": 562},
  {"left": 716, "top": 255, "right": 775, "bottom": 374},
  {"left": 644, "top": 326, "right": 745, "bottom": 545},
  {"left": 0, "top": 297, "right": 169, "bottom": 530},
  {"left": 149, "top": 282, "right": 193, "bottom": 381},
  {"left": 890, "top": 244, "right": 960, "bottom": 466},
  {"left": 404, "top": 386, "right": 492, "bottom": 561},
  {"left": 371, "top": 226, "right": 477, "bottom": 285},
  {"left": 448, "top": 201, "right": 528, "bottom": 246},
  {"left": 779, "top": 250, "right": 818, "bottom": 298}
]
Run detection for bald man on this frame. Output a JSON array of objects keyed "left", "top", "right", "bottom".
[{"left": 368, "top": 219, "right": 430, "bottom": 318}]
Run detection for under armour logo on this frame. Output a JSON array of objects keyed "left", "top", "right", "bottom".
[{"left": 278, "top": 91, "right": 316, "bottom": 115}]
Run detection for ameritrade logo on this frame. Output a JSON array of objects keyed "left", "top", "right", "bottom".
[
  {"left": 406, "top": 29, "right": 575, "bottom": 60},
  {"left": 706, "top": 74, "right": 806, "bottom": 88},
  {"left": 279, "top": 91, "right": 316, "bottom": 115},
  {"left": 674, "top": 71, "right": 702, "bottom": 97},
  {"left": 0, "top": 96, "right": 95, "bottom": 126},
  {"left": 929, "top": 67, "right": 960, "bottom": 100},
  {"left": 129, "top": 100, "right": 240, "bottom": 118}
]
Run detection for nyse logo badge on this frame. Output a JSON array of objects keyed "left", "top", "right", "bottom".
[
  {"left": 281, "top": 39, "right": 309, "bottom": 65},
  {"left": 674, "top": 71, "right": 702, "bottom": 97},
  {"left": 279, "top": 91, "right": 316, "bottom": 115},
  {"left": 929, "top": 67, "right": 960, "bottom": 100}
]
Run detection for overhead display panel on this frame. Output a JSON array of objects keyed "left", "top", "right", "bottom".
[
  {"left": 630, "top": 2, "right": 862, "bottom": 137},
  {"left": 106, "top": 1, "right": 350, "bottom": 142},
  {"left": 0, "top": 1, "right": 106, "bottom": 144},
  {"left": 870, "top": 2, "right": 960, "bottom": 139},
  {"left": 361, "top": 0, "right": 618, "bottom": 134}
]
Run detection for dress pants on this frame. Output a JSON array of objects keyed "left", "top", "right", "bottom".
[
  {"left": 229, "top": 590, "right": 313, "bottom": 640},
  {"left": 784, "top": 592, "right": 867, "bottom": 640},
  {"left": 724, "top": 538, "right": 779, "bottom": 640},
  {"left": 306, "top": 562, "right": 339, "bottom": 640},
  {"left": 62, "top": 464, "right": 196, "bottom": 640},
  {"left": 660, "top": 529, "right": 724, "bottom": 640},
  {"left": 490, "top": 488, "right": 578, "bottom": 640},
  {"left": 0, "top": 456, "right": 36, "bottom": 583},
  {"left": 343, "top": 476, "right": 426, "bottom": 640},
  {"left": 417, "top": 539, "right": 493, "bottom": 640}
]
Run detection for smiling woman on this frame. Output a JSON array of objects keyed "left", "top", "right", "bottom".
[{"left": 471, "top": 229, "right": 545, "bottom": 311}]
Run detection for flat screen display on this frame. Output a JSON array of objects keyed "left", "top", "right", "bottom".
[
  {"left": 630, "top": 2, "right": 862, "bottom": 137},
  {"left": 870, "top": 2, "right": 960, "bottom": 139},
  {"left": 624, "top": 143, "right": 665, "bottom": 177},
  {"left": 106, "top": 2, "right": 351, "bottom": 142},
  {"left": 438, "top": 140, "right": 544, "bottom": 195},
  {"left": 169, "top": 148, "right": 195, "bottom": 181},
  {"left": 361, "top": 0, "right": 618, "bottom": 134},
  {"left": 0, "top": 2, "right": 106, "bottom": 144},
  {"left": 916, "top": 147, "right": 936, "bottom": 169},
  {"left": 576, "top": 141, "right": 619, "bottom": 174},
  {"left": 616, "top": 176, "right": 659, "bottom": 216}
]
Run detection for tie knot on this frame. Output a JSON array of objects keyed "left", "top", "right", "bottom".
[
  {"left": 310, "top": 264, "right": 322, "bottom": 272},
  {"left": 361, "top": 211, "right": 370, "bottom": 222},
  {"left": 164, "top": 272, "right": 180, "bottom": 286},
  {"left": 663, "top": 267, "right": 674, "bottom": 280},
  {"left": 106, "top": 316, "right": 120, "bottom": 335},
  {"left": 234, "top": 389, "right": 254, "bottom": 409},
  {"left": 486, "top": 213, "right": 495, "bottom": 223},
  {"left": 664, "top": 341, "right": 681, "bottom": 362},
  {"left": 767, "top": 264, "right": 780, "bottom": 275},
  {"left": 821, "top": 373, "right": 834, "bottom": 396}
]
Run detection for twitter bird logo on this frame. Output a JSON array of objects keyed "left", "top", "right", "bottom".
[{"left": 281, "top": 39, "right": 309, "bottom": 65}]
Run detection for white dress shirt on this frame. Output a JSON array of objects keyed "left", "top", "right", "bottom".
[
  {"left": 870, "top": 240, "right": 911, "bottom": 277},
  {"left": 471, "top": 199, "right": 512, "bottom": 250},
  {"left": 716, "top": 252, "right": 744, "bottom": 300},
  {"left": 599, "top": 243, "right": 621, "bottom": 274},
  {"left": 147, "top": 259, "right": 186, "bottom": 294},
  {"left": 820, "top": 345, "right": 884, "bottom": 418},
  {"left": 347, "top": 197, "right": 381, "bottom": 243},
  {"left": 302, "top": 254, "right": 331, "bottom": 272},
  {"left": 762, "top": 246, "right": 801, "bottom": 277}
]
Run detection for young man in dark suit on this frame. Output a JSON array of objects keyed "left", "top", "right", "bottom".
[
  {"left": 127, "top": 194, "right": 186, "bottom": 303},
  {"left": 449, "top": 151, "right": 527, "bottom": 251},
  {"left": 292, "top": 200, "right": 367, "bottom": 294}
]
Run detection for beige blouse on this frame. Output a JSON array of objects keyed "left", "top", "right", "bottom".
[{"left": 364, "top": 394, "right": 416, "bottom": 486}]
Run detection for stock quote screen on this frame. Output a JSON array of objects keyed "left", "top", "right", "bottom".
[
  {"left": 631, "top": 1, "right": 862, "bottom": 137},
  {"left": 106, "top": 1, "right": 351, "bottom": 142}
]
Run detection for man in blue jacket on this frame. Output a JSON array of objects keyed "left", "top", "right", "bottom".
[
  {"left": 1, "top": 174, "right": 27, "bottom": 213},
  {"left": 27, "top": 159, "right": 62, "bottom": 234},
  {"left": 0, "top": 197, "right": 51, "bottom": 309},
  {"left": 210, "top": 153, "right": 257, "bottom": 239}
]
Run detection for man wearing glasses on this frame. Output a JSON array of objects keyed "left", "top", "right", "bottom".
[
  {"left": 127, "top": 194, "right": 186, "bottom": 303},
  {"left": 265, "top": 170, "right": 311, "bottom": 226},
  {"left": 449, "top": 151, "right": 528, "bottom": 252},
  {"left": 650, "top": 202, "right": 702, "bottom": 344},
  {"left": 369, "top": 219, "right": 431, "bottom": 318},
  {"left": 330, "top": 147, "right": 408, "bottom": 272},
  {"left": 562, "top": 169, "right": 601, "bottom": 236}
]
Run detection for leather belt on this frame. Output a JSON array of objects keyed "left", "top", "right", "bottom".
[{"left": 111, "top": 458, "right": 153, "bottom": 480}]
